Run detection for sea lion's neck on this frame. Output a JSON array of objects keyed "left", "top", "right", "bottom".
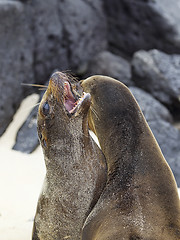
[
  {"left": 47, "top": 137, "right": 88, "bottom": 167},
  {"left": 101, "top": 115, "right": 179, "bottom": 205},
  {"left": 99, "top": 113, "right": 162, "bottom": 185},
  {"left": 44, "top": 120, "right": 91, "bottom": 174}
]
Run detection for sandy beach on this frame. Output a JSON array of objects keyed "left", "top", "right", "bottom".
[
  {"left": 0, "top": 94, "right": 46, "bottom": 240},
  {"left": 0, "top": 94, "right": 179, "bottom": 240}
]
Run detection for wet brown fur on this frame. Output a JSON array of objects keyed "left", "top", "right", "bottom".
[
  {"left": 32, "top": 72, "right": 107, "bottom": 240},
  {"left": 81, "top": 75, "right": 180, "bottom": 240}
]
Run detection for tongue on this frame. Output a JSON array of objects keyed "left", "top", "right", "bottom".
[{"left": 65, "top": 99, "right": 76, "bottom": 112}]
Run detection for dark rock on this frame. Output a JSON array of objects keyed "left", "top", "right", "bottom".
[
  {"left": 131, "top": 49, "right": 180, "bottom": 117},
  {"left": 12, "top": 87, "right": 47, "bottom": 154},
  {"left": 0, "top": 1, "right": 34, "bottom": 136},
  {"left": 30, "top": 0, "right": 69, "bottom": 84},
  {"left": 13, "top": 104, "right": 39, "bottom": 154},
  {"left": 31, "top": 0, "right": 107, "bottom": 82},
  {"left": 129, "top": 87, "right": 173, "bottom": 123},
  {"left": 149, "top": 120, "right": 180, "bottom": 186},
  {"left": 58, "top": 0, "right": 107, "bottom": 73},
  {"left": 104, "top": 0, "right": 180, "bottom": 56},
  {"left": 129, "top": 86, "right": 180, "bottom": 186},
  {"left": 87, "top": 51, "right": 133, "bottom": 86}
]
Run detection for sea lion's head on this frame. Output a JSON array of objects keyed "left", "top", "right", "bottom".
[
  {"left": 81, "top": 75, "right": 135, "bottom": 134},
  {"left": 81, "top": 75, "right": 144, "bottom": 160},
  {"left": 37, "top": 71, "right": 91, "bottom": 161}
]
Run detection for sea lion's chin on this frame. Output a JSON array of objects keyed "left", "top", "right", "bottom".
[{"left": 63, "top": 80, "right": 91, "bottom": 117}]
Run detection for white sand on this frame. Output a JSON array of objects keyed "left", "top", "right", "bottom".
[
  {"left": 0, "top": 94, "right": 46, "bottom": 240},
  {"left": 0, "top": 95, "right": 179, "bottom": 240}
]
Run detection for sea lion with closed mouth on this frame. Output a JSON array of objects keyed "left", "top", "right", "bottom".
[
  {"left": 32, "top": 72, "right": 106, "bottom": 240},
  {"left": 81, "top": 75, "right": 180, "bottom": 240}
]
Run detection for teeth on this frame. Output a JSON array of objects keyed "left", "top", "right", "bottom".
[{"left": 69, "top": 92, "right": 86, "bottom": 114}]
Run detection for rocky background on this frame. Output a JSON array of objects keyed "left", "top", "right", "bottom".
[{"left": 1, "top": 0, "right": 180, "bottom": 186}]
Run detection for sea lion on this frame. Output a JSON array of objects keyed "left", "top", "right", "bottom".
[
  {"left": 32, "top": 72, "right": 106, "bottom": 240},
  {"left": 81, "top": 75, "right": 180, "bottom": 240}
]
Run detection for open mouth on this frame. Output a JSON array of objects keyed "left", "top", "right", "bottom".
[{"left": 64, "top": 81, "right": 90, "bottom": 116}]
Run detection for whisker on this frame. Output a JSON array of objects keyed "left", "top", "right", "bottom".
[
  {"left": 21, "top": 102, "right": 41, "bottom": 113},
  {"left": 72, "top": 89, "right": 81, "bottom": 98},
  {"left": 90, "top": 106, "right": 100, "bottom": 120},
  {"left": 61, "top": 70, "right": 79, "bottom": 83},
  {"left": 33, "top": 102, "right": 41, "bottom": 107},
  {"left": 68, "top": 75, "right": 79, "bottom": 83},
  {"left": 21, "top": 83, "right": 48, "bottom": 88},
  {"left": 38, "top": 88, "right": 48, "bottom": 91}
]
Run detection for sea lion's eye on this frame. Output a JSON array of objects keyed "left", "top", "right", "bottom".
[
  {"left": 43, "top": 101, "right": 50, "bottom": 115},
  {"left": 39, "top": 133, "right": 42, "bottom": 140}
]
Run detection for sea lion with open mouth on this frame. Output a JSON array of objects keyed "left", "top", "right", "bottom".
[
  {"left": 81, "top": 75, "right": 180, "bottom": 240},
  {"left": 32, "top": 72, "right": 106, "bottom": 240}
]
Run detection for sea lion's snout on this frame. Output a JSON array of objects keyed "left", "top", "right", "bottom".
[{"left": 48, "top": 71, "right": 91, "bottom": 117}]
